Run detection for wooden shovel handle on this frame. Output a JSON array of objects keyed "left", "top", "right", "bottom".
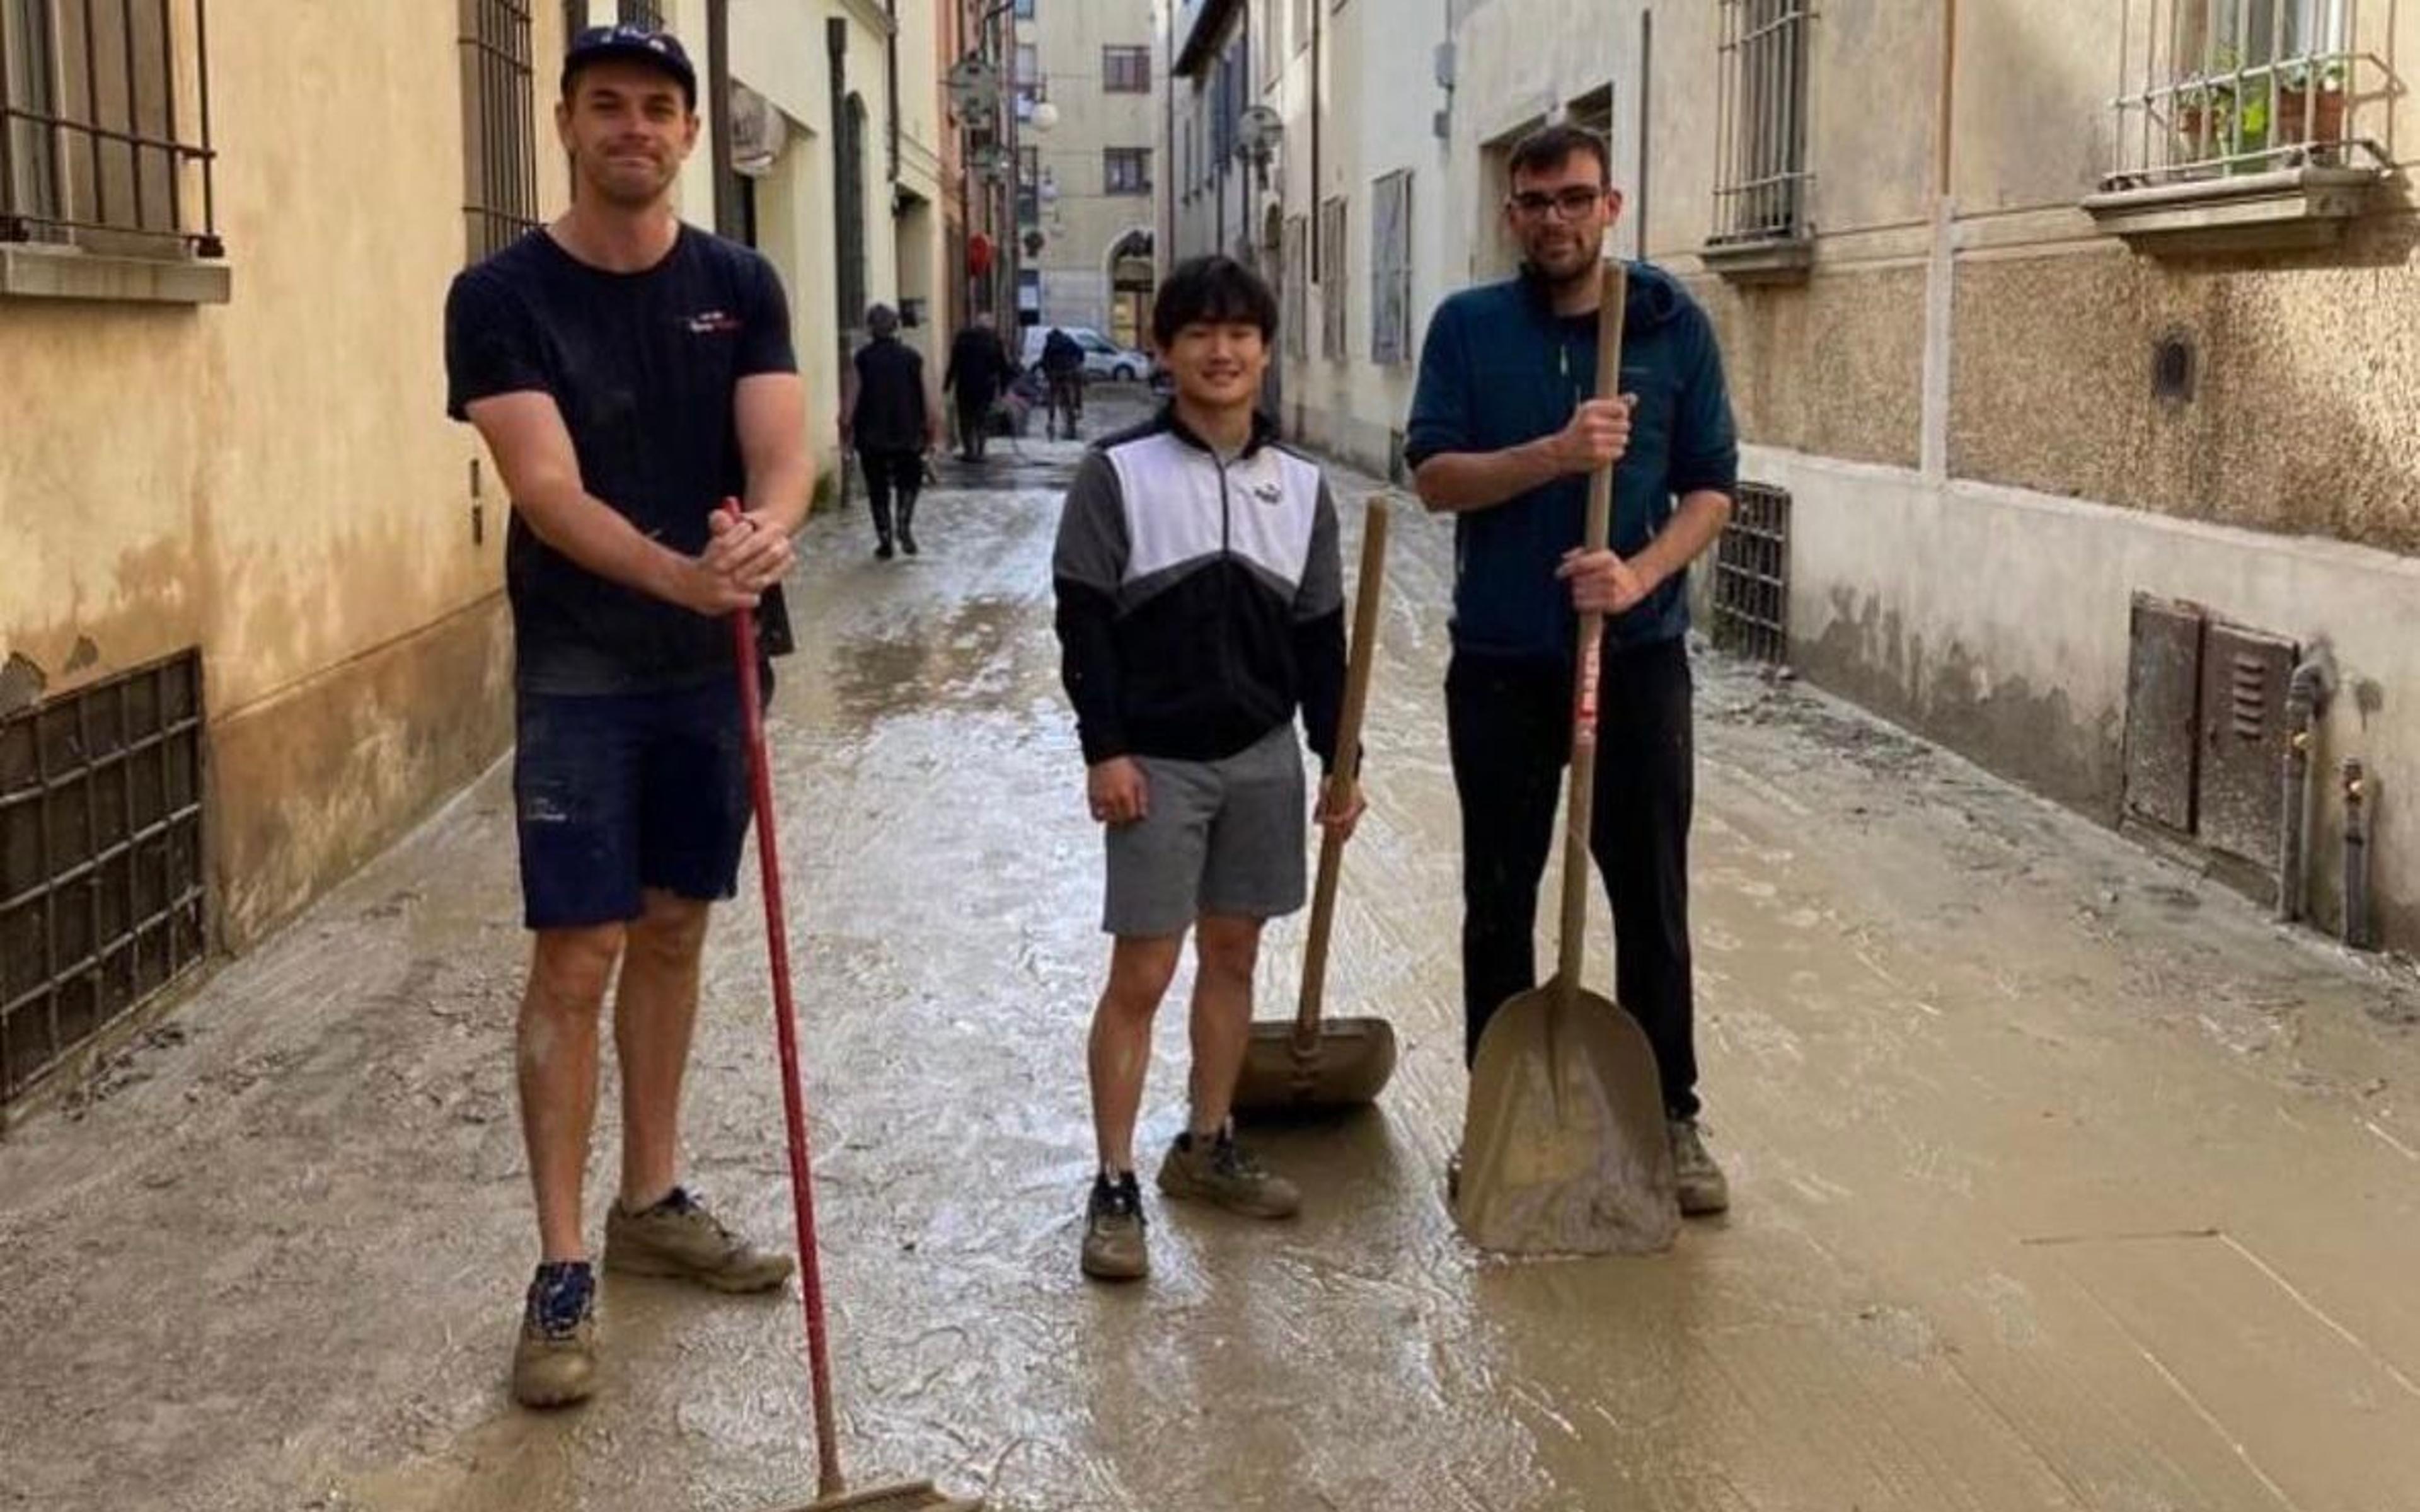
[
  {"left": 1557, "top": 262, "right": 1628, "bottom": 1000},
  {"left": 1295, "top": 496, "right": 1392, "bottom": 1041}
]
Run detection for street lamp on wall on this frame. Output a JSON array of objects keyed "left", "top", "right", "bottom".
[{"left": 953, "top": 0, "right": 1057, "bottom": 325}]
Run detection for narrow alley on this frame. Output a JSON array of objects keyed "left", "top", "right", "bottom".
[{"left": 4, "top": 394, "right": 2417, "bottom": 1512}]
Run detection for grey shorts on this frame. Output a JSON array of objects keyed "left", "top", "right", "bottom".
[{"left": 1103, "top": 725, "right": 1308, "bottom": 937}]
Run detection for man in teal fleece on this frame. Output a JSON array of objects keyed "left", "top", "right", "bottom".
[{"left": 1407, "top": 121, "right": 1740, "bottom": 1215}]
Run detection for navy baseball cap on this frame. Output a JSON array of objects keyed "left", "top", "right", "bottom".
[{"left": 562, "top": 24, "right": 698, "bottom": 108}]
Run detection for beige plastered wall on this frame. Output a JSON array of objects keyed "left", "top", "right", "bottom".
[
  {"left": 1, "top": 0, "right": 583, "bottom": 950},
  {"left": 1659, "top": 0, "right": 2420, "bottom": 948}
]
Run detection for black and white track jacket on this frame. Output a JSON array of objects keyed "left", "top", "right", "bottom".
[{"left": 1052, "top": 406, "right": 1347, "bottom": 769}]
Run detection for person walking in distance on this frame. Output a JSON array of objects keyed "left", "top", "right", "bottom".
[
  {"left": 1052, "top": 256, "right": 1362, "bottom": 1282},
  {"left": 1406, "top": 122, "right": 1741, "bottom": 1216},
  {"left": 944, "top": 312, "right": 1015, "bottom": 462},
  {"left": 841, "top": 303, "right": 940, "bottom": 559},
  {"left": 1040, "top": 325, "right": 1087, "bottom": 441},
  {"left": 444, "top": 23, "right": 810, "bottom": 1409}
]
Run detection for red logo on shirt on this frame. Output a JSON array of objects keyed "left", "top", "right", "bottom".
[{"left": 686, "top": 310, "right": 742, "bottom": 335}]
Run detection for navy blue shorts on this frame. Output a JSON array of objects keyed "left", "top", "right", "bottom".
[{"left": 512, "top": 679, "right": 755, "bottom": 931}]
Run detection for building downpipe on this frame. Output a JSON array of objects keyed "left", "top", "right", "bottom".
[
  {"left": 2278, "top": 646, "right": 2336, "bottom": 923},
  {"left": 2342, "top": 759, "right": 2375, "bottom": 951}
]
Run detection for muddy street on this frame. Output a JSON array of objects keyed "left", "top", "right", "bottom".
[{"left": 5, "top": 394, "right": 2420, "bottom": 1512}]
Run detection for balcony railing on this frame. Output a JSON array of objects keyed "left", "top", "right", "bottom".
[{"left": 2105, "top": 1, "right": 2385, "bottom": 189}]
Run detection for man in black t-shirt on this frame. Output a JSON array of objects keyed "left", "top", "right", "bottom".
[
  {"left": 840, "top": 302, "right": 938, "bottom": 558},
  {"left": 443, "top": 23, "right": 812, "bottom": 1411}
]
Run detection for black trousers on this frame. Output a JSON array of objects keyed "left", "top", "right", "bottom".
[
  {"left": 858, "top": 447, "right": 923, "bottom": 542},
  {"left": 954, "top": 393, "right": 994, "bottom": 459},
  {"left": 1445, "top": 637, "right": 1700, "bottom": 1118}
]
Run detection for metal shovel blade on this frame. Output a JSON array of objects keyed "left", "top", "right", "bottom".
[
  {"left": 1231, "top": 1016, "right": 1400, "bottom": 1116},
  {"left": 1453, "top": 980, "right": 1678, "bottom": 1256}
]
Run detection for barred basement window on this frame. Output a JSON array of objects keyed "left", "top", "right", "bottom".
[
  {"left": 1, "top": 651, "right": 206, "bottom": 1112},
  {"left": 0, "top": 0, "right": 222, "bottom": 256},
  {"left": 1710, "top": 0, "right": 1810, "bottom": 246},
  {"left": 1712, "top": 484, "right": 1790, "bottom": 665},
  {"left": 459, "top": 0, "right": 538, "bottom": 265}
]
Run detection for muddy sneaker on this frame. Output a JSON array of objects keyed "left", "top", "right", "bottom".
[
  {"left": 1669, "top": 1120, "right": 1730, "bottom": 1216},
  {"left": 603, "top": 1186, "right": 794, "bottom": 1293},
  {"left": 1156, "top": 1128, "right": 1301, "bottom": 1219},
  {"left": 512, "top": 1261, "right": 597, "bottom": 1409},
  {"left": 1080, "top": 1172, "right": 1149, "bottom": 1281}
]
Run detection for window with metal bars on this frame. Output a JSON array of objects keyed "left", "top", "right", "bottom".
[
  {"left": 1712, "top": 484, "right": 1790, "bottom": 665},
  {"left": 0, "top": 0, "right": 221, "bottom": 256},
  {"left": 0, "top": 651, "right": 205, "bottom": 1113},
  {"left": 459, "top": 0, "right": 538, "bottom": 265},
  {"left": 1710, "top": 0, "right": 1809, "bottom": 246},
  {"left": 617, "top": 0, "right": 662, "bottom": 28},
  {"left": 2106, "top": 0, "right": 2376, "bottom": 188}
]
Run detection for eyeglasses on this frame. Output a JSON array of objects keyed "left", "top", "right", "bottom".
[{"left": 1509, "top": 186, "right": 1606, "bottom": 220}]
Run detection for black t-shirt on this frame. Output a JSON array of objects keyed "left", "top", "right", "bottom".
[
  {"left": 850, "top": 336, "right": 928, "bottom": 452},
  {"left": 444, "top": 224, "right": 797, "bottom": 694}
]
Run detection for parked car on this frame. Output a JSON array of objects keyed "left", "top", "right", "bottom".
[{"left": 1021, "top": 326, "right": 1155, "bottom": 382}]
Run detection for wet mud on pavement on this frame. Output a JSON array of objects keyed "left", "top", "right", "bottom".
[{"left": 6, "top": 402, "right": 2420, "bottom": 1511}]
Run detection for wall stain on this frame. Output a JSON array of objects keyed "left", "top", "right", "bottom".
[
  {"left": 0, "top": 653, "right": 47, "bottom": 717},
  {"left": 1809, "top": 587, "right": 2122, "bottom": 824},
  {"left": 2355, "top": 678, "right": 2385, "bottom": 730}
]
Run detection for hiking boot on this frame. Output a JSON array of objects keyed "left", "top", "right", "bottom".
[
  {"left": 1669, "top": 1120, "right": 1730, "bottom": 1216},
  {"left": 512, "top": 1261, "right": 597, "bottom": 1409},
  {"left": 1080, "top": 1172, "right": 1148, "bottom": 1281},
  {"left": 899, "top": 526, "right": 919, "bottom": 556},
  {"left": 603, "top": 1186, "right": 794, "bottom": 1293},
  {"left": 1156, "top": 1128, "right": 1299, "bottom": 1219},
  {"left": 875, "top": 537, "right": 895, "bottom": 560}
]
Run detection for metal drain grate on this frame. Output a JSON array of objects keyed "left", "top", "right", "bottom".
[
  {"left": 1, "top": 651, "right": 207, "bottom": 1110},
  {"left": 1712, "top": 482, "right": 1790, "bottom": 664}
]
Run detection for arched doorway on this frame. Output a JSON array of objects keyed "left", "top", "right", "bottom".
[{"left": 1105, "top": 228, "right": 1155, "bottom": 355}]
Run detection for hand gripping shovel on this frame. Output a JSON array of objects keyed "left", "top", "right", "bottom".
[
  {"left": 724, "top": 505, "right": 980, "bottom": 1512},
  {"left": 1450, "top": 266, "right": 1681, "bottom": 1257},
  {"left": 1231, "top": 497, "right": 1398, "bottom": 1118}
]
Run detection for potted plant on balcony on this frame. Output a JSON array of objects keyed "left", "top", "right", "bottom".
[
  {"left": 2273, "top": 55, "right": 2349, "bottom": 154},
  {"left": 2173, "top": 50, "right": 2348, "bottom": 174}
]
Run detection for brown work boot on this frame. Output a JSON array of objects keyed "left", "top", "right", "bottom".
[
  {"left": 512, "top": 1261, "right": 598, "bottom": 1409},
  {"left": 1669, "top": 1119, "right": 1731, "bottom": 1216},
  {"left": 1156, "top": 1127, "right": 1300, "bottom": 1219},
  {"left": 1080, "top": 1172, "right": 1149, "bottom": 1282},
  {"left": 603, "top": 1186, "right": 794, "bottom": 1293}
]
